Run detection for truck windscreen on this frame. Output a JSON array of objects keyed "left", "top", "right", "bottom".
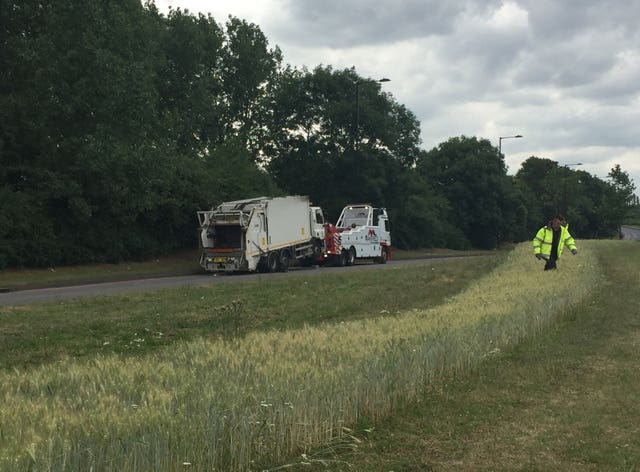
[{"left": 339, "top": 208, "right": 369, "bottom": 228}]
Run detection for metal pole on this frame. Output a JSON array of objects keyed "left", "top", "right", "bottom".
[
  {"left": 498, "top": 134, "right": 523, "bottom": 156},
  {"left": 561, "top": 163, "right": 582, "bottom": 215},
  {"left": 355, "top": 81, "right": 360, "bottom": 151},
  {"left": 352, "top": 78, "right": 390, "bottom": 152}
]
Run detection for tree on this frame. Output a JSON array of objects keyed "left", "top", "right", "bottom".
[
  {"left": 152, "top": 7, "right": 225, "bottom": 156},
  {"left": 0, "top": 2, "right": 279, "bottom": 267},
  {"left": 513, "top": 158, "right": 637, "bottom": 239},
  {"left": 608, "top": 164, "right": 636, "bottom": 206},
  {"left": 266, "top": 66, "right": 423, "bottom": 221},
  {"left": 219, "top": 17, "right": 282, "bottom": 160},
  {"left": 417, "top": 136, "right": 522, "bottom": 249}
]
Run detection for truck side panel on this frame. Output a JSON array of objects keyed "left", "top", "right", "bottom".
[{"left": 264, "top": 196, "right": 313, "bottom": 250}]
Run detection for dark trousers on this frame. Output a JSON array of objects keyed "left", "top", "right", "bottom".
[{"left": 544, "top": 258, "right": 557, "bottom": 270}]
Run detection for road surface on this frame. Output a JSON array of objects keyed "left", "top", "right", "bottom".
[
  {"left": 621, "top": 225, "right": 640, "bottom": 241},
  {"left": 0, "top": 257, "right": 475, "bottom": 307}
]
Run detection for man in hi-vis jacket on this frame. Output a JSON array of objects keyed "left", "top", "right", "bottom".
[{"left": 532, "top": 215, "right": 578, "bottom": 271}]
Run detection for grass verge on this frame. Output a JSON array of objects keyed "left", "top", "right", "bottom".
[
  {"left": 275, "top": 240, "right": 640, "bottom": 471},
  {"left": 0, "top": 256, "right": 500, "bottom": 369},
  {"left": 0, "top": 250, "right": 200, "bottom": 290},
  {"left": 0, "top": 242, "right": 600, "bottom": 471}
]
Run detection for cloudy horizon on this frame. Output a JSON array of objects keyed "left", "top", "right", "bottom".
[{"left": 154, "top": 0, "right": 640, "bottom": 195}]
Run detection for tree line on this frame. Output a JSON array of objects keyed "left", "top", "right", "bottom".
[{"left": 0, "top": 1, "right": 636, "bottom": 268}]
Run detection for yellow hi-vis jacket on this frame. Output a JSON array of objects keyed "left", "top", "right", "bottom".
[{"left": 532, "top": 223, "right": 577, "bottom": 259}]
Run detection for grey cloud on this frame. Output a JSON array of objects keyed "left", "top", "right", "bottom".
[
  {"left": 508, "top": 101, "right": 640, "bottom": 151},
  {"left": 437, "top": 24, "right": 531, "bottom": 89},
  {"left": 521, "top": 0, "right": 640, "bottom": 40},
  {"left": 512, "top": 39, "right": 640, "bottom": 108},
  {"left": 578, "top": 73, "right": 640, "bottom": 105},
  {"left": 466, "top": 3, "right": 640, "bottom": 109},
  {"left": 270, "top": 0, "right": 501, "bottom": 47},
  {"left": 513, "top": 39, "right": 616, "bottom": 88}
]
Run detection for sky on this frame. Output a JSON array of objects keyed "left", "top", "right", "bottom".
[{"left": 154, "top": 0, "right": 640, "bottom": 195}]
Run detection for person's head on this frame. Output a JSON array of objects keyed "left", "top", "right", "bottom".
[{"left": 550, "top": 214, "right": 563, "bottom": 231}]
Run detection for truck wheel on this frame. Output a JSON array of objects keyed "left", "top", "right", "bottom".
[
  {"left": 279, "top": 250, "right": 290, "bottom": 272},
  {"left": 267, "top": 252, "right": 279, "bottom": 273},
  {"left": 376, "top": 247, "right": 387, "bottom": 264},
  {"left": 299, "top": 257, "right": 313, "bottom": 267},
  {"left": 345, "top": 247, "right": 356, "bottom": 266},
  {"left": 313, "top": 240, "right": 323, "bottom": 260},
  {"left": 335, "top": 253, "right": 346, "bottom": 267}
]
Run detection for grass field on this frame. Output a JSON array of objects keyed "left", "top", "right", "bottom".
[{"left": 1, "top": 241, "right": 636, "bottom": 471}]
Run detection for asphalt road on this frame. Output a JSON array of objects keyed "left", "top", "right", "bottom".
[
  {"left": 0, "top": 257, "right": 471, "bottom": 307},
  {"left": 621, "top": 225, "right": 640, "bottom": 241}
]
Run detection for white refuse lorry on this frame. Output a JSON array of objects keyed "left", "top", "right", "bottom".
[{"left": 197, "top": 196, "right": 325, "bottom": 273}]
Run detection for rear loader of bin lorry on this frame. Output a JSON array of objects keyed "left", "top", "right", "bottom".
[
  {"left": 322, "top": 204, "right": 391, "bottom": 265},
  {"left": 197, "top": 196, "right": 325, "bottom": 273}
]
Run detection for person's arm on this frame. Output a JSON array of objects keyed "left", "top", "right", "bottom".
[
  {"left": 533, "top": 228, "right": 545, "bottom": 258},
  {"left": 564, "top": 230, "right": 577, "bottom": 254}
]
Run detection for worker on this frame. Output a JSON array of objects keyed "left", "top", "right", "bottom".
[{"left": 532, "top": 215, "right": 578, "bottom": 271}]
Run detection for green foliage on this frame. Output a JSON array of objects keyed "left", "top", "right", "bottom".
[
  {"left": 265, "top": 66, "right": 457, "bottom": 245},
  {"left": 417, "top": 136, "right": 527, "bottom": 249},
  {"left": 514, "top": 157, "right": 635, "bottom": 238},
  {"left": 0, "top": 1, "right": 279, "bottom": 267}
]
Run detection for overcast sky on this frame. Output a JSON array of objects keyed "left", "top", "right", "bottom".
[{"left": 154, "top": 0, "right": 640, "bottom": 195}]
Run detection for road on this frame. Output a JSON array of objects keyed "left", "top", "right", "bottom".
[
  {"left": 621, "top": 225, "right": 640, "bottom": 241},
  {"left": 0, "top": 257, "right": 472, "bottom": 307}
]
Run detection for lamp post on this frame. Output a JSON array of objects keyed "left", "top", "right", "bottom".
[
  {"left": 561, "top": 162, "right": 583, "bottom": 215},
  {"left": 354, "top": 77, "right": 390, "bottom": 150},
  {"left": 498, "top": 134, "right": 523, "bottom": 156}
]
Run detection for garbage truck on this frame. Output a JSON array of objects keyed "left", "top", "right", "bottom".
[{"left": 197, "top": 196, "right": 325, "bottom": 273}]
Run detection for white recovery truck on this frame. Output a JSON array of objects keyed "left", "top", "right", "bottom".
[
  {"left": 197, "top": 196, "right": 325, "bottom": 273},
  {"left": 323, "top": 204, "right": 392, "bottom": 265}
]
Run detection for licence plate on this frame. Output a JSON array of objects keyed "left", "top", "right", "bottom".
[{"left": 213, "top": 257, "right": 227, "bottom": 263}]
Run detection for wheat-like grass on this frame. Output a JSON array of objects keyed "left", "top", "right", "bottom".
[{"left": 0, "top": 241, "right": 603, "bottom": 471}]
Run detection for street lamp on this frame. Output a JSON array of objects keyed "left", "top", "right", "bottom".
[
  {"left": 354, "top": 77, "right": 391, "bottom": 150},
  {"left": 498, "top": 134, "right": 523, "bottom": 156},
  {"left": 560, "top": 162, "right": 583, "bottom": 215}
]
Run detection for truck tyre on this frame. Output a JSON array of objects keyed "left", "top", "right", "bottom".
[
  {"left": 267, "top": 252, "right": 279, "bottom": 273},
  {"left": 299, "top": 257, "right": 313, "bottom": 267},
  {"left": 313, "top": 239, "right": 323, "bottom": 260},
  {"left": 279, "top": 250, "right": 290, "bottom": 272},
  {"left": 376, "top": 247, "right": 388, "bottom": 264},
  {"left": 335, "top": 253, "right": 346, "bottom": 267},
  {"left": 345, "top": 247, "right": 356, "bottom": 266}
]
